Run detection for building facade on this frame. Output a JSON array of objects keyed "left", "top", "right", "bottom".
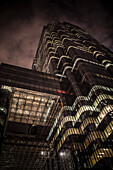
[
  {"left": 0, "top": 21, "right": 113, "bottom": 169},
  {"left": 32, "top": 22, "right": 113, "bottom": 169}
]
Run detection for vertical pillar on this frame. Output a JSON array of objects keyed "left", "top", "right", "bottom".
[
  {"left": 0, "top": 87, "right": 12, "bottom": 152},
  {"left": 49, "top": 153, "right": 60, "bottom": 170},
  {"left": 61, "top": 58, "right": 82, "bottom": 97},
  {"left": 48, "top": 157, "right": 53, "bottom": 170},
  {"left": 70, "top": 150, "right": 78, "bottom": 170},
  {"left": 45, "top": 161, "right": 48, "bottom": 170}
]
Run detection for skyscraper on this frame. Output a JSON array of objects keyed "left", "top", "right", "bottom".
[
  {"left": 32, "top": 21, "right": 113, "bottom": 169},
  {"left": 0, "top": 21, "right": 113, "bottom": 169}
]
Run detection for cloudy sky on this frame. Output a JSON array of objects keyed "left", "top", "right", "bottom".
[{"left": 0, "top": 0, "right": 113, "bottom": 69}]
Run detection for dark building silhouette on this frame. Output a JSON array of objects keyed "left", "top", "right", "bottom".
[{"left": 0, "top": 22, "right": 113, "bottom": 169}]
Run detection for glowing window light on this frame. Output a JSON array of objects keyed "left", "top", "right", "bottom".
[
  {"left": 107, "top": 106, "right": 111, "bottom": 111},
  {"left": 0, "top": 107, "right": 7, "bottom": 114},
  {"left": 97, "top": 155, "right": 102, "bottom": 157},
  {"left": 99, "top": 153, "right": 105, "bottom": 155},
  {"left": 103, "top": 148, "right": 108, "bottom": 150},
  {"left": 59, "top": 151, "right": 66, "bottom": 157},
  {"left": 62, "top": 91, "right": 66, "bottom": 94},
  {"left": 70, "top": 93, "right": 73, "bottom": 95},
  {"left": 41, "top": 151, "right": 44, "bottom": 155}
]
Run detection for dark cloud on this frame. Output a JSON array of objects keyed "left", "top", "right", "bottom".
[{"left": 0, "top": 0, "right": 113, "bottom": 68}]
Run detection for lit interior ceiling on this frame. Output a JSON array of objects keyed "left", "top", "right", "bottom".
[{"left": 6, "top": 86, "right": 60, "bottom": 126}]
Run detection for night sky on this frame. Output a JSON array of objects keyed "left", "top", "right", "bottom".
[{"left": 0, "top": 0, "right": 113, "bottom": 69}]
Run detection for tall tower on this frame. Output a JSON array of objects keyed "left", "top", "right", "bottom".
[{"left": 32, "top": 22, "right": 113, "bottom": 169}]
